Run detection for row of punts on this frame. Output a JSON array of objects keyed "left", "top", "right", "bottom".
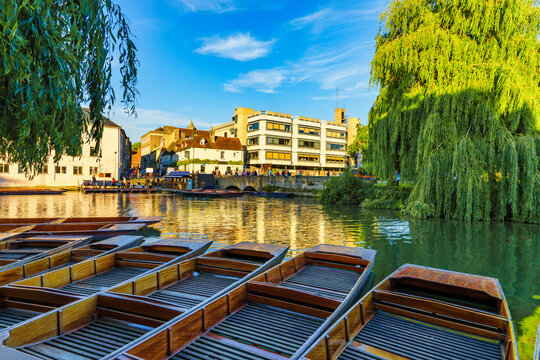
[{"left": 0, "top": 216, "right": 524, "bottom": 359}]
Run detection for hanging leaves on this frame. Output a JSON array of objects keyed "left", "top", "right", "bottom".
[
  {"left": 0, "top": 0, "right": 138, "bottom": 174},
  {"left": 366, "top": 0, "right": 539, "bottom": 223}
]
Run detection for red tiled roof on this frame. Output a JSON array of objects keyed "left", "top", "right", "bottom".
[{"left": 176, "top": 135, "right": 242, "bottom": 151}]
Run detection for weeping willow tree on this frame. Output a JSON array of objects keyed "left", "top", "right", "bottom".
[
  {"left": 0, "top": 0, "right": 138, "bottom": 174},
  {"left": 366, "top": 0, "right": 540, "bottom": 222}
]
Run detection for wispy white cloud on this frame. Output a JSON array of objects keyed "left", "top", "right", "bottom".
[
  {"left": 196, "top": 33, "right": 275, "bottom": 61},
  {"left": 224, "top": 69, "right": 287, "bottom": 93},
  {"left": 171, "top": 0, "right": 287, "bottom": 13},
  {"left": 173, "top": 0, "right": 237, "bottom": 13}
]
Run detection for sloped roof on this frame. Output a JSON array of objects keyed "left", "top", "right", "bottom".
[
  {"left": 176, "top": 134, "right": 242, "bottom": 151},
  {"left": 81, "top": 107, "right": 121, "bottom": 128}
]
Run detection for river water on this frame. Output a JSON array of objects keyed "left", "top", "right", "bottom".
[{"left": 0, "top": 192, "right": 538, "bottom": 356}]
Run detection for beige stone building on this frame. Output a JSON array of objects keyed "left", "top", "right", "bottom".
[
  {"left": 212, "top": 107, "right": 360, "bottom": 171},
  {"left": 0, "top": 110, "right": 131, "bottom": 187}
]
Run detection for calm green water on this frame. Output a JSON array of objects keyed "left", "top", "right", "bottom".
[{"left": 0, "top": 192, "right": 538, "bottom": 357}]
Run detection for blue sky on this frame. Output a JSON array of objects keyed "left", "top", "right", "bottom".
[{"left": 110, "top": 0, "right": 389, "bottom": 142}]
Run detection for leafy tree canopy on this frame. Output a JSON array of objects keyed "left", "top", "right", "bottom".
[
  {"left": 366, "top": 0, "right": 539, "bottom": 222},
  {"left": 0, "top": 0, "right": 138, "bottom": 174},
  {"left": 347, "top": 123, "right": 369, "bottom": 159},
  {"left": 131, "top": 142, "right": 141, "bottom": 151}
]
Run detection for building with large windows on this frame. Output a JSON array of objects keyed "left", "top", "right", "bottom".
[
  {"left": 0, "top": 109, "right": 131, "bottom": 187},
  {"left": 212, "top": 107, "right": 360, "bottom": 172}
]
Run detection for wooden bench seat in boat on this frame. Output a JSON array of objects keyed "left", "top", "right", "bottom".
[
  {"left": 0, "top": 223, "right": 147, "bottom": 240},
  {"left": 112, "top": 244, "right": 377, "bottom": 360},
  {"left": 0, "top": 293, "right": 184, "bottom": 360},
  {"left": 0, "top": 286, "right": 80, "bottom": 332},
  {"left": 10, "top": 240, "right": 212, "bottom": 297},
  {"left": 299, "top": 264, "right": 519, "bottom": 360},
  {"left": 108, "top": 242, "right": 289, "bottom": 313}
]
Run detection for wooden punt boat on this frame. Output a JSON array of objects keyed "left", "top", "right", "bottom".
[
  {"left": 0, "top": 223, "right": 147, "bottom": 239},
  {"left": 10, "top": 239, "right": 213, "bottom": 297},
  {"left": 176, "top": 189, "right": 246, "bottom": 197},
  {"left": 299, "top": 264, "right": 519, "bottom": 360},
  {"left": 108, "top": 241, "right": 289, "bottom": 312},
  {"left": 0, "top": 236, "right": 144, "bottom": 287},
  {"left": 0, "top": 286, "right": 80, "bottom": 332},
  {"left": 0, "top": 292, "right": 189, "bottom": 359},
  {"left": 0, "top": 216, "right": 161, "bottom": 226},
  {"left": 0, "top": 236, "right": 92, "bottom": 271},
  {"left": 109, "top": 245, "right": 375, "bottom": 360},
  {"left": 0, "top": 188, "right": 66, "bottom": 195}
]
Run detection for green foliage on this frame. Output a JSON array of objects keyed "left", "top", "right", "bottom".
[
  {"left": 0, "top": 0, "right": 138, "bottom": 174},
  {"left": 517, "top": 305, "right": 540, "bottom": 359},
  {"left": 132, "top": 142, "right": 141, "bottom": 150},
  {"left": 361, "top": 185, "right": 411, "bottom": 210},
  {"left": 320, "top": 172, "right": 376, "bottom": 204},
  {"left": 366, "top": 0, "right": 540, "bottom": 222},
  {"left": 347, "top": 123, "right": 369, "bottom": 159}
]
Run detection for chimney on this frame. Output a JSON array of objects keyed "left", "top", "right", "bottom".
[{"left": 210, "top": 128, "right": 216, "bottom": 143}]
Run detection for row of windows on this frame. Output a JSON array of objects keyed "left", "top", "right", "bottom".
[
  {"left": 0, "top": 164, "right": 100, "bottom": 175},
  {"left": 298, "top": 126, "right": 320, "bottom": 136},
  {"left": 246, "top": 137, "right": 345, "bottom": 151},
  {"left": 266, "top": 137, "right": 291, "bottom": 146},
  {"left": 247, "top": 137, "right": 259, "bottom": 145},
  {"left": 327, "top": 143, "right": 345, "bottom": 151},
  {"left": 267, "top": 122, "right": 291, "bottom": 132},
  {"left": 247, "top": 122, "right": 259, "bottom": 132},
  {"left": 298, "top": 140, "right": 320, "bottom": 149},
  {"left": 327, "top": 131, "right": 346, "bottom": 139},
  {"left": 246, "top": 154, "right": 345, "bottom": 163},
  {"left": 247, "top": 121, "right": 345, "bottom": 138}
]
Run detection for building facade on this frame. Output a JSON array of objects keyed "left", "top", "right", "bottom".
[
  {"left": 175, "top": 132, "right": 243, "bottom": 174},
  {"left": 212, "top": 107, "right": 359, "bottom": 171},
  {"left": 0, "top": 110, "right": 131, "bottom": 187}
]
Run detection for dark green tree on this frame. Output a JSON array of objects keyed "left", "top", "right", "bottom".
[
  {"left": 0, "top": 0, "right": 138, "bottom": 173},
  {"left": 366, "top": 0, "right": 539, "bottom": 222},
  {"left": 347, "top": 123, "right": 369, "bottom": 159}
]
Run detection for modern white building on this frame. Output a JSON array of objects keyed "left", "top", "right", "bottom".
[
  {"left": 0, "top": 110, "right": 131, "bottom": 187},
  {"left": 175, "top": 132, "right": 243, "bottom": 174}
]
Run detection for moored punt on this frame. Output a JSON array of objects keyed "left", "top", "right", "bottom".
[
  {"left": 0, "top": 293, "right": 186, "bottom": 359},
  {"left": 108, "top": 241, "right": 289, "bottom": 313},
  {"left": 175, "top": 189, "right": 245, "bottom": 197},
  {"left": 10, "top": 239, "right": 212, "bottom": 297},
  {"left": 0, "top": 223, "right": 147, "bottom": 239},
  {"left": 0, "top": 216, "right": 161, "bottom": 226},
  {"left": 0, "top": 236, "right": 144, "bottom": 287},
  {"left": 0, "top": 286, "right": 81, "bottom": 332},
  {"left": 109, "top": 244, "right": 373, "bottom": 360},
  {"left": 0, "top": 189, "right": 66, "bottom": 195},
  {"left": 0, "top": 236, "right": 92, "bottom": 270},
  {"left": 299, "top": 264, "right": 519, "bottom": 360}
]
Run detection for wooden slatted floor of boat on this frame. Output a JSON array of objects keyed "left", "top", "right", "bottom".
[
  {"left": 350, "top": 312, "right": 502, "bottom": 360},
  {"left": 175, "top": 303, "right": 325, "bottom": 359},
  {"left": 279, "top": 265, "right": 360, "bottom": 300},
  {"left": 0, "top": 308, "right": 39, "bottom": 329},
  {"left": 19, "top": 317, "right": 153, "bottom": 360},
  {"left": 147, "top": 272, "right": 238, "bottom": 310},
  {"left": 59, "top": 267, "right": 147, "bottom": 296}
]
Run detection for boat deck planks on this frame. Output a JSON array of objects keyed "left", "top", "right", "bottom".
[
  {"left": 59, "top": 266, "right": 148, "bottom": 296},
  {"left": 0, "top": 308, "right": 39, "bottom": 330},
  {"left": 20, "top": 316, "right": 154, "bottom": 360},
  {"left": 351, "top": 311, "right": 502, "bottom": 360}
]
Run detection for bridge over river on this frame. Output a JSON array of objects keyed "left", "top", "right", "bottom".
[{"left": 215, "top": 175, "right": 329, "bottom": 192}]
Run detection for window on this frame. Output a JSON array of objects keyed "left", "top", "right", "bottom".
[
  {"left": 73, "top": 166, "right": 83, "bottom": 175},
  {"left": 326, "top": 143, "right": 345, "bottom": 151},
  {"left": 89, "top": 167, "right": 99, "bottom": 175},
  {"left": 105, "top": 173, "right": 112, "bottom": 177},
  {"left": 247, "top": 137, "right": 259, "bottom": 145},
  {"left": 247, "top": 152, "right": 259, "bottom": 160},
  {"left": 266, "top": 122, "right": 291, "bottom": 132},
  {"left": 185, "top": 151, "right": 190, "bottom": 159},
  {"left": 298, "top": 127, "right": 320, "bottom": 136},
  {"left": 247, "top": 122, "right": 259, "bottom": 132},
  {"left": 90, "top": 146, "right": 99, "bottom": 156},
  {"left": 326, "top": 156, "right": 345, "bottom": 163},
  {"left": 299, "top": 140, "right": 320, "bottom": 149},
  {"left": 298, "top": 154, "right": 319, "bottom": 162},
  {"left": 220, "top": 151, "right": 225, "bottom": 160},
  {"left": 266, "top": 137, "right": 290, "bottom": 146},
  {"left": 38, "top": 166, "right": 48, "bottom": 174},
  {"left": 18, "top": 166, "right": 24, "bottom": 174},
  {"left": 0, "top": 164, "right": 9, "bottom": 173},
  {"left": 266, "top": 152, "right": 291, "bottom": 160},
  {"left": 327, "top": 131, "right": 346, "bottom": 139},
  {"left": 55, "top": 166, "right": 67, "bottom": 174}
]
